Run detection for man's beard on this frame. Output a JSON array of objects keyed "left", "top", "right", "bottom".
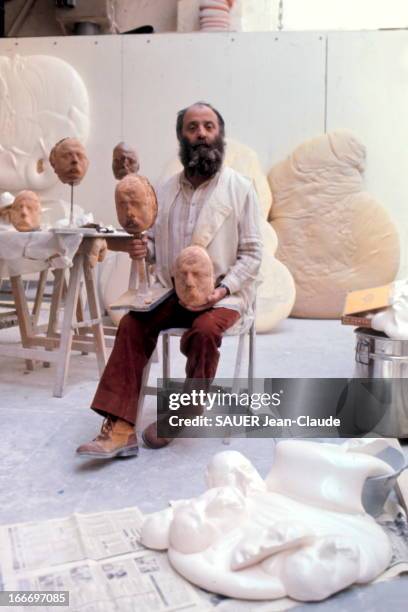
[{"left": 179, "top": 136, "right": 225, "bottom": 178}]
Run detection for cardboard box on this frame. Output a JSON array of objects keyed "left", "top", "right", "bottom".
[{"left": 341, "top": 283, "right": 394, "bottom": 327}]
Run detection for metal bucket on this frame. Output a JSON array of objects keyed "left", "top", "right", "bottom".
[
  {"left": 352, "top": 328, "right": 408, "bottom": 437},
  {"left": 355, "top": 328, "right": 408, "bottom": 378}
]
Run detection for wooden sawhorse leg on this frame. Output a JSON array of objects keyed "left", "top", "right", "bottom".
[
  {"left": 10, "top": 275, "right": 35, "bottom": 371},
  {"left": 53, "top": 254, "right": 84, "bottom": 397}
]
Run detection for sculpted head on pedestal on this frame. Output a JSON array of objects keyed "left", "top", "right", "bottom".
[
  {"left": 10, "top": 190, "right": 41, "bottom": 231},
  {"left": 115, "top": 174, "right": 157, "bottom": 234},
  {"left": 112, "top": 142, "right": 140, "bottom": 180},
  {"left": 49, "top": 138, "right": 89, "bottom": 185},
  {"left": 174, "top": 246, "right": 215, "bottom": 307}
]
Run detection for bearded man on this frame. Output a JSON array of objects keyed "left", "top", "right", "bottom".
[{"left": 77, "top": 102, "right": 262, "bottom": 458}]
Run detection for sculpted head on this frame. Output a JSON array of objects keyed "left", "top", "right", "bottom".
[
  {"left": 174, "top": 246, "right": 215, "bottom": 307},
  {"left": 115, "top": 174, "right": 157, "bottom": 234},
  {"left": 10, "top": 190, "right": 41, "bottom": 231},
  {"left": 205, "top": 451, "right": 266, "bottom": 496},
  {"left": 112, "top": 142, "right": 140, "bottom": 180},
  {"left": 49, "top": 138, "right": 89, "bottom": 185}
]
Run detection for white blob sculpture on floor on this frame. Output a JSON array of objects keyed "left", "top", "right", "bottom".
[
  {"left": 268, "top": 130, "right": 400, "bottom": 319},
  {"left": 141, "top": 441, "right": 393, "bottom": 602},
  {"left": 0, "top": 55, "right": 89, "bottom": 192}
]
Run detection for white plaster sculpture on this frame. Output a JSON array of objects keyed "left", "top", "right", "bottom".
[
  {"left": 268, "top": 130, "right": 400, "bottom": 318},
  {"left": 141, "top": 442, "right": 393, "bottom": 602},
  {"left": 257, "top": 218, "right": 296, "bottom": 333},
  {"left": 225, "top": 138, "right": 272, "bottom": 219},
  {"left": 0, "top": 55, "right": 89, "bottom": 193},
  {"left": 371, "top": 279, "right": 408, "bottom": 340},
  {"left": 0, "top": 191, "right": 14, "bottom": 227},
  {"left": 199, "top": 0, "right": 235, "bottom": 32}
]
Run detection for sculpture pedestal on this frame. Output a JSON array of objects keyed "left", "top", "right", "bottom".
[{"left": 110, "top": 286, "right": 174, "bottom": 312}]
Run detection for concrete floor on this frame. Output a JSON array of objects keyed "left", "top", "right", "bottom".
[{"left": 0, "top": 317, "right": 407, "bottom": 610}]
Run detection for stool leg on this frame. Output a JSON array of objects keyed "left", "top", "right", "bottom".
[
  {"left": 162, "top": 333, "right": 170, "bottom": 381},
  {"left": 135, "top": 360, "right": 152, "bottom": 435},
  {"left": 223, "top": 333, "right": 246, "bottom": 446},
  {"left": 248, "top": 322, "right": 256, "bottom": 395}
]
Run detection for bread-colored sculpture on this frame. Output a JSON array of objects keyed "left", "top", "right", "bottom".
[
  {"left": 141, "top": 441, "right": 393, "bottom": 601},
  {"left": 80, "top": 237, "right": 107, "bottom": 268},
  {"left": 256, "top": 219, "right": 296, "bottom": 332},
  {"left": 268, "top": 131, "right": 400, "bottom": 318},
  {"left": 49, "top": 138, "right": 89, "bottom": 185},
  {"left": 10, "top": 190, "right": 41, "bottom": 232},
  {"left": 112, "top": 142, "right": 140, "bottom": 180},
  {"left": 225, "top": 138, "right": 272, "bottom": 218},
  {"left": 115, "top": 174, "right": 157, "bottom": 234},
  {"left": 174, "top": 246, "right": 215, "bottom": 308}
]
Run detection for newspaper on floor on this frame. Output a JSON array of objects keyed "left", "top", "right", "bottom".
[
  {"left": 1, "top": 502, "right": 408, "bottom": 612},
  {"left": 0, "top": 507, "right": 207, "bottom": 612}
]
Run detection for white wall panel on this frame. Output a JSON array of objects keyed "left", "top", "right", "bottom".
[
  {"left": 326, "top": 31, "right": 408, "bottom": 276},
  {"left": 1, "top": 29, "right": 406, "bottom": 280}
]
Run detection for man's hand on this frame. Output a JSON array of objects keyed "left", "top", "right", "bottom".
[
  {"left": 180, "top": 286, "right": 228, "bottom": 312},
  {"left": 106, "top": 236, "right": 148, "bottom": 259}
]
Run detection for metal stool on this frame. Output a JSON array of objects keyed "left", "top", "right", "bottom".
[{"left": 136, "top": 305, "right": 257, "bottom": 438}]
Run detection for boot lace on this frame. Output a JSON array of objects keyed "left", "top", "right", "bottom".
[{"left": 95, "top": 418, "right": 114, "bottom": 441}]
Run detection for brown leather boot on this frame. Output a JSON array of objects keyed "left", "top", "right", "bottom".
[
  {"left": 76, "top": 418, "right": 139, "bottom": 458},
  {"left": 142, "top": 421, "right": 172, "bottom": 450}
]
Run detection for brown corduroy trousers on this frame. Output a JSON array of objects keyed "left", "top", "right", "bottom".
[{"left": 91, "top": 293, "right": 240, "bottom": 425}]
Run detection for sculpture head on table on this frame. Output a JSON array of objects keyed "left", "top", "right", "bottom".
[
  {"left": 174, "top": 245, "right": 215, "bottom": 308},
  {"left": 10, "top": 190, "right": 42, "bottom": 232},
  {"left": 49, "top": 137, "right": 89, "bottom": 185},
  {"left": 112, "top": 142, "right": 140, "bottom": 180},
  {"left": 115, "top": 174, "right": 157, "bottom": 234}
]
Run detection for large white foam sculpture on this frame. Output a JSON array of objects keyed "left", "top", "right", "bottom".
[
  {"left": 141, "top": 441, "right": 393, "bottom": 602},
  {"left": 268, "top": 130, "right": 400, "bottom": 318},
  {"left": 0, "top": 55, "right": 89, "bottom": 192}
]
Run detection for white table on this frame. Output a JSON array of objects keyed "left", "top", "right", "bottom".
[{"left": 0, "top": 230, "right": 128, "bottom": 397}]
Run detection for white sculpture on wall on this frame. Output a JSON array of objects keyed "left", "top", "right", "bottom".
[
  {"left": 0, "top": 54, "right": 90, "bottom": 192},
  {"left": 141, "top": 441, "right": 393, "bottom": 602}
]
